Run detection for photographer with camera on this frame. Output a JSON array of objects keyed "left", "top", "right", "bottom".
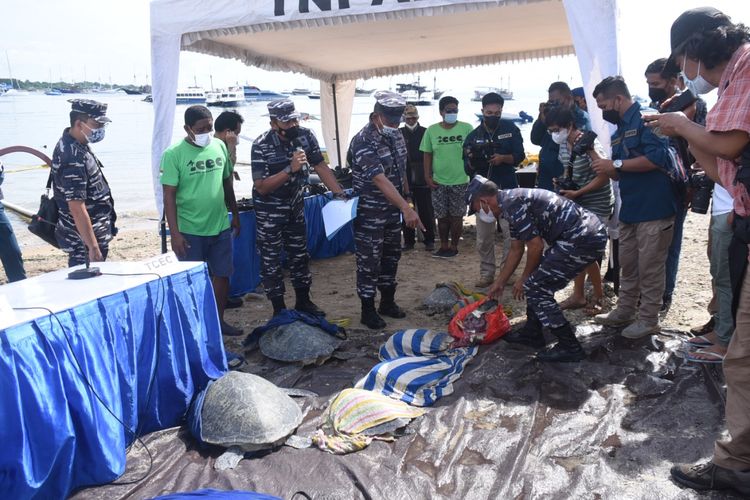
[
  {"left": 642, "top": 8, "right": 750, "bottom": 495},
  {"left": 545, "top": 106, "right": 613, "bottom": 313},
  {"left": 463, "top": 91, "right": 525, "bottom": 287},
  {"left": 645, "top": 57, "right": 708, "bottom": 316}
]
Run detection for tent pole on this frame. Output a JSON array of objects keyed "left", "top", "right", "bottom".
[{"left": 332, "top": 82, "right": 342, "bottom": 168}]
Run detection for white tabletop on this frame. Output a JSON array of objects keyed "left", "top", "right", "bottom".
[{"left": 0, "top": 253, "right": 205, "bottom": 331}]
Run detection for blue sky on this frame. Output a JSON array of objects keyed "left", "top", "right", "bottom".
[{"left": 2, "top": 0, "right": 748, "bottom": 96}]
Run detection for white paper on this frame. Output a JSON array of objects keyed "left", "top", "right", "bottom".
[{"left": 322, "top": 197, "right": 359, "bottom": 240}]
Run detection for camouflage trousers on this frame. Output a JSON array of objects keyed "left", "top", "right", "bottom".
[
  {"left": 354, "top": 209, "right": 402, "bottom": 299},
  {"left": 524, "top": 234, "right": 607, "bottom": 328},
  {"left": 255, "top": 196, "right": 312, "bottom": 299}
]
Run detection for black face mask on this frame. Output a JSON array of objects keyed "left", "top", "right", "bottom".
[
  {"left": 648, "top": 87, "right": 669, "bottom": 105},
  {"left": 602, "top": 109, "right": 621, "bottom": 125},
  {"left": 279, "top": 125, "right": 300, "bottom": 141},
  {"left": 483, "top": 115, "right": 500, "bottom": 129}
]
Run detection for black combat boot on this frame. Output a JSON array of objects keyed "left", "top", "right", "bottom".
[
  {"left": 378, "top": 285, "right": 406, "bottom": 318},
  {"left": 503, "top": 308, "right": 546, "bottom": 349},
  {"left": 294, "top": 287, "right": 326, "bottom": 317},
  {"left": 536, "top": 322, "right": 586, "bottom": 362},
  {"left": 270, "top": 296, "right": 287, "bottom": 316},
  {"left": 361, "top": 297, "right": 387, "bottom": 329}
]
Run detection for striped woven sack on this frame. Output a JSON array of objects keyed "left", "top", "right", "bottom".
[{"left": 356, "top": 329, "right": 478, "bottom": 407}]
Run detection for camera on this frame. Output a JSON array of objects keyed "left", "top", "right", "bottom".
[
  {"left": 690, "top": 172, "right": 714, "bottom": 214},
  {"left": 660, "top": 89, "right": 697, "bottom": 113},
  {"left": 555, "top": 177, "right": 580, "bottom": 193},
  {"left": 571, "top": 130, "right": 597, "bottom": 156},
  {"left": 469, "top": 142, "right": 494, "bottom": 162}
]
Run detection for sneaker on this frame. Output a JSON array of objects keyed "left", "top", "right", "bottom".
[
  {"left": 221, "top": 320, "right": 244, "bottom": 337},
  {"left": 424, "top": 242, "right": 435, "bottom": 252},
  {"left": 621, "top": 319, "right": 660, "bottom": 339},
  {"left": 445, "top": 248, "right": 458, "bottom": 257},
  {"left": 474, "top": 276, "right": 495, "bottom": 288},
  {"left": 671, "top": 461, "right": 750, "bottom": 495},
  {"left": 594, "top": 308, "right": 635, "bottom": 327},
  {"left": 432, "top": 249, "right": 452, "bottom": 258}
]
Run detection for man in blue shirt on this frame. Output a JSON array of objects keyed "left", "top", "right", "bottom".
[{"left": 591, "top": 76, "right": 675, "bottom": 339}]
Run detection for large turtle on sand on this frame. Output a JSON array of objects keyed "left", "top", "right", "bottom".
[
  {"left": 198, "top": 371, "right": 308, "bottom": 470},
  {"left": 259, "top": 320, "right": 345, "bottom": 365}
]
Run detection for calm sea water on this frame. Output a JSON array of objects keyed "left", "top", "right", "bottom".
[{"left": 0, "top": 91, "right": 540, "bottom": 241}]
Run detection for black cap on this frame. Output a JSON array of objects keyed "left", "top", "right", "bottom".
[
  {"left": 68, "top": 99, "right": 111, "bottom": 123},
  {"left": 465, "top": 175, "right": 489, "bottom": 215},
  {"left": 670, "top": 7, "right": 731, "bottom": 54}
]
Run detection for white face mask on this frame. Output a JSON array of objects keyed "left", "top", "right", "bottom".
[
  {"left": 551, "top": 129, "right": 569, "bottom": 145},
  {"left": 682, "top": 59, "right": 716, "bottom": 95},
  {"left": 405, "top": 122, "right": 418, "bottom": 131},
  {"left": 193, "top": 131, "right": 213, "bottom": 148},
  {"left": 478, "top": 206, "right": 496, "bottom": 223}
]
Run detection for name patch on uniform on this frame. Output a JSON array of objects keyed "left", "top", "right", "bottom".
[
  {"left": 624, "top": 129, "right": 638, "bottom": 138},
  {"left": 496, "top": 133, "right": 513, "bottom": 140}
]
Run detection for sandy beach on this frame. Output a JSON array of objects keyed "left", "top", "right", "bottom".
[{"left": 11, "top": 210, "right": 713, "bottom": 340}]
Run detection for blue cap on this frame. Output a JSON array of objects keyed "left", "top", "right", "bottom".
[{"left": 572, "top": 87, "right": 585, "bottom": 98}]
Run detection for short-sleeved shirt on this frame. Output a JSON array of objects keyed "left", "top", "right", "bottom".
[
  {"left": 250, "top": 127, "right": 324, "bottom": 202},
  {"left": 610, "top": 102, "right": 675, "bottom": 224},
  {"left": 498, "top": 188, "right": 605, "bottom": 245},
  {"left": 463, "top": 119, "right": 525, "bottom": 188},
  {"left": 707, "top": 43, "right": 750, "bottom": 218},
  {"left": 160, "top": 138, "right": 232, "bottom": 236},
  {"left": 558, "top": 138, "right": 614, "bottom": 218},
  {"left": 349, "top": 122, "right": 407, "bottom": 213},
  {"left": 420, "top": 121, "right": 473, "bottom": 186},
  {"left": 51, "top": 128, "right": 114, "bottom": 250}
]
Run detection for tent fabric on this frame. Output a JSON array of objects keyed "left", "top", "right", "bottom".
[
  {"left": 0, "top": 264, "right": 227, "bottom": 499},
  {"left": 150, "top": 0, "right": 619, "bottom": 208}
]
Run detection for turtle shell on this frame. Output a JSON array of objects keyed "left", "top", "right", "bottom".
[
  {"left": 200, "top": 371, "right": 302, "bottom": 451},
  {"left": 260, "top": 320, "right": 343, "bottom": 364}
]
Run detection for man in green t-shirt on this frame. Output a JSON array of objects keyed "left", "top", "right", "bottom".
[
  {"left": 420, "top": 96, "right": 474, "bottom": 258},
  {"left": 160, "top": 105, "right": 241, "bottom": 337}
]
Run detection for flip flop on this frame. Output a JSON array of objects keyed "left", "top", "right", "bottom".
[
  {"left": 685, "top": 349, "right": 725, "bottom": 364},
  {"left": 686, "top": 335, "right": 714, "bottom": 348}
]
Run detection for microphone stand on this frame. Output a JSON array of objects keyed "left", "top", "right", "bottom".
[{"left": 39, "top": 217, "right": 102, "bottom": 280}]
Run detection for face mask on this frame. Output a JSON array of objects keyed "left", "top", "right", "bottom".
[
  {"left": 682, "top": 59, "right": 716, "bottom": 95},
  {"left": 551, "top": 129, "right": 569, "bottom": 145},
  {"left": 82, "top": 122, "right": 106, "bottom": 143},
  {"left": 478, "top": 206, "right": 496, "bottom": 223},
  {"left": 602, "top": 108, "right": 620, "bottom": 125},
  {"left": 444, "top": 113, "right": 458, "bottom": 124},
  {"left": 192, "top": 131, "right": 213, "bottom": 148},
  {"left": 648, "top": 87, "right": 669, "bottom": 104},
  {"left": 405, "top": 122, "right": 418, "bottom": 131},
  {"left": 483, "top": 115, "right": 500, "bottom": 129},
  {"left": 279, "top": 125, "right": 300, "bottom": 141}
]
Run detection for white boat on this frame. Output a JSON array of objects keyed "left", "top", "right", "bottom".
[
  {"left": 176, "top": 88, "right": 207, "bottom": 104},
  {"left": 307, "top": 91, "right": 321, "bottom": 100},
  {"left": 472, "top": 86, "right": 514, "bottom": 101},
  {"left": 206, "top": 87, "right": 245, "bottom": 107}
]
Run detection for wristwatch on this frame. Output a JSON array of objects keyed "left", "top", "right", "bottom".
[
  {"left": 283, "top": 165, "right": 293, "bottom": 175},
  {"left": 613, "top": 160, "right": 623, "bottom": 171}
]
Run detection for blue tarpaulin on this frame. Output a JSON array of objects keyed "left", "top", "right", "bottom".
[
  {"left": 0, "top": 264, "right": 227, "bottom": 499},
  {"left": 229, "top": 193, "right": 355, "bottom": 296}
]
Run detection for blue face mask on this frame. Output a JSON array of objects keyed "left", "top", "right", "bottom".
[
  {"left": 444, "top": 113, "right": 458, "bottom": 124},
  {"left": 83, "top": 122, "right": 106, "bottom": 143}
]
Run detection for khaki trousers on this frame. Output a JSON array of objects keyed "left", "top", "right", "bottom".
[
  {"left": 476, "top": 215, "right": 510, "bottom": 279},
  {"left": 714, "top": 269, "right": 750, "bottom": 471},
  {"left": 617, "top": 217, "right": 674, "bottom": 324}
]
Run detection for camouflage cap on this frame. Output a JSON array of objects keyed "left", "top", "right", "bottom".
[
  {"left": 267, "top": 99, "right": 300, "bottom": 122},
  {"left": 403, "top": 104, "right": 419, "bottom": 119},
  {"left": 69, "top": 99, "right": 111, "bottom": 123},
  {"left": 465, "top": 174, "right": 489, "bottom": 215},
  {"left": 374, "top": 90, "right": 406, "bottom": 109}
]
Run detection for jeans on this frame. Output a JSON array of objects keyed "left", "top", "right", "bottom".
[
  {"left": 0, "top": 204, "right": 26, "bottom": 282},
  {"left": 664, "top": 207, "right": 687, "bottom": 301},
  {"left": 710, "top": 212, "right": 734, "bottom": 346}
]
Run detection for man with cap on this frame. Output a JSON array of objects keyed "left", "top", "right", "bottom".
[
  {"left": 400, "top": 104, "right": 435, "bottom": 251},
  {"left": 52, "top": 99, "right": 117, "bottom": 267},
  {"left": 463, "top": 91, "right": 525, "bottom": 288},
  {"left": 348, "top": 90, "right": 423, "bottom": 329},
  {"left": 466, "top": 178, "right": 607, "bottom": 362},
  {"left": 643, "top": 7, "right": 750, "bottom": 495},
  {"left": 571, "top": 87, "right": 587, "bottom": 112},
  {"left": 251, "top": 98, "right": 345, "bottom": 317}
]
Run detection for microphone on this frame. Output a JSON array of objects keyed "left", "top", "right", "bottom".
[{"left": 37, "top": 217, "right": 102, "bottom": 280}]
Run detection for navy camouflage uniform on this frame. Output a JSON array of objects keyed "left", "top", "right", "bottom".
[
  {"left": 251, "top": 102, "right": 323, "bottom": 300},
  {"left": 52, "top": 100, "right": 116, "bottom": 267},
  {"left": 499, "top": 188, "right": 607, "bottom": 328},
  {"left": 349, "top": 118, "right": 408, "bottom": 300}
]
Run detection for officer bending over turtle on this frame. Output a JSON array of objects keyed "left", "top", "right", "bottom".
[{"left": 466, "top": 177, "right": 607, "bottom": 362}]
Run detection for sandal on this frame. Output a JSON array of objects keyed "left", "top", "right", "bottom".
[
  {"left": 685, "top": 349, "right": 725, "bottom": 364},
  {"left": 689, "top": 318, "right": 715, "bottom": 336},
  {"left": 583, "top": 298, "right": 604, "bottom": 316},
  {"left": 686, "top": 335, "right": 714, "bottom": 348}
]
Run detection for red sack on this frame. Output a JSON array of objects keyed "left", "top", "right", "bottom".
[{"left": 448, "top": 298, "right": 511, "bottom": 346}]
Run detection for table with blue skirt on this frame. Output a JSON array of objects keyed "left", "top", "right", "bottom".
[
  {"left": 0, "top": 258, "right": 227, "bottom": 499},
  {"left": 229, "top": 192, "right": 355, "bottom": 296}
]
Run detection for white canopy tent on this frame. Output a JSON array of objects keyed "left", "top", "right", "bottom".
[{"left": 150, "top": 0, "right": 621, "bottom": 207}]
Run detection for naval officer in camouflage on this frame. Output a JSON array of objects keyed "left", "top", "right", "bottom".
[
  {"left": 251, "top": 99, "right": 345, "bottom": 317},
  {"left": 52, "top": 99, "right": 117, "bottom": 267},
  {"left": 348, "top": 91, "right": 424, "bottom": 329},
  {"left": 467, "top": 177, "right": 607, "bottom": 362}
]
